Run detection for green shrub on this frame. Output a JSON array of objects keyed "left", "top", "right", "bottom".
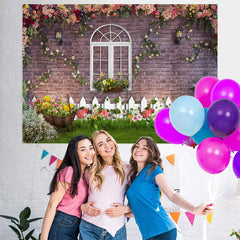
[{"left": 23, "top": 108, "right": 58, "bottom": 143}]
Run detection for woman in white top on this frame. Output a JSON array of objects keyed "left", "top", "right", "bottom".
[{"left": 79, "top": 130, "right": 130, "bottom": 240}]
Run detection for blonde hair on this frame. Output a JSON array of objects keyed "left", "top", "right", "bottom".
[{"left": 89, "top": 130, "right": 125, "bottom": 190}]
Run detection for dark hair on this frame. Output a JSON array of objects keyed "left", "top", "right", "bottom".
[
  {"left": 128, "top": 136, "right": 164, "bottom": 184},
  {"left": 48, "top": 135, "right": 92, "bottom": 197}
]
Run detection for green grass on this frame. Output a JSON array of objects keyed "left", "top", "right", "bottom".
[{"left": 41, "top": 119, "right": 167, "bottom": 144}]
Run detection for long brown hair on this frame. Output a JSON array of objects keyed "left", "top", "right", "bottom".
[
  {"left": 49, "top": 135, "right": 92, "bottom": 197},
  {"left": 128, "top": 136, "right": 164, "bottom": 184},
  {"left": 89, "top": 130, "right": 126, "bottom": 190}
]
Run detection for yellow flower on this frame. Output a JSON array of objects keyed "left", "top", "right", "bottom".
[
  {"left": 118, "top": 72, "right": 121, "bottom": 76},
  {"left": 63, "top": 105, "right": 69, "bottom": 112},
  {"left": 70, "top": 104, "right": 74, "bottom": 109},
  {"left": 42, "top": 102, "right": 49, "bottom": 108},
  {"left": 43, "top": 96, "right": 51, "bottom": 102},
  {"left": 103, "top": 80, "right": 106, "bottom": 85},
  {"left": 128, "top": 114, "right": 133, "bottom": 119},
  {"left": 100, "top": 73, "right": 104, "bottom": 77},
  {"left": 57, "top": 4, "right": 66, "bottom": 10}
]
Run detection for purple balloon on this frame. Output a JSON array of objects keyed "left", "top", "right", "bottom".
[
  {"left": 197, "top": 137, "right": 231, "bottom": 174},
  {"left": 211, "top": 79, "right": 240, "bottom": 108},
  {"left": 207, "top": 99, "right": 240, "bottom": 138},
  {"left": 195, "top": 76, "right": 219, "bottom": 108},
  {"left": 154, "top": 108, "right": 187, "bottom": 144},
  {"left": 233, "top": 151, "right": 240, "bottom": 178}
]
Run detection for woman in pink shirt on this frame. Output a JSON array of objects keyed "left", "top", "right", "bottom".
[
  {"left": 41, "top": 135, "right": 95, "bottom": 240},
  {"left": 79, "top": 130, "right": 131, "bottom": 240}
]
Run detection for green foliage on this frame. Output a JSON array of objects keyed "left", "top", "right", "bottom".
[
  {"left": 22, "top": 108, "right": 58, "bottom": 143},
  {"left": 0, "top": 207, "right": 42, "bottom": 240},
  {"left": 22, "top": 81, "right": 28, "bottom": 111}
]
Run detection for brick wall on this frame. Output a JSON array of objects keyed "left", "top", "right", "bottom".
[{"left": 23, "top": 8, "right": 217, "bottom": 104}]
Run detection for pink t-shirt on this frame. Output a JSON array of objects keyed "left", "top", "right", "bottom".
[
  {"left": 56, "top": 166, "right": 88, "bottom": 218},
  {"left": 82, "top": 164, "right": 130, "bottom": 237}
]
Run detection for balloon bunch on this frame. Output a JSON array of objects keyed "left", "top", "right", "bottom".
[{"left": 154, "top": 76, "right": 240, "bottom": 176}]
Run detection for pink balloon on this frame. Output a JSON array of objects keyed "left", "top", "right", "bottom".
[
  {"left": 196, "top": 137, "right": 230, "bottom": 174},
  {"left": 223, "top": 125, "right": 240, "bottom": 152},
  {"left": 195, "top": 76, "right": 219, "bottom": 108},
  {"left": 211, "top": 79, "right": 240, "bottom": 108},
  {"left": 154, "top": 108, "right": 187, "bottom": 144}
]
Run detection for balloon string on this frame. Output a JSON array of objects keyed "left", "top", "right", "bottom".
[{"left": 202, "top": 217, "right": 207, "bottom": 240}]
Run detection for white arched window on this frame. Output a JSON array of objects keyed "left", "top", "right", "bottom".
[{"left": 90, "top": 24, "right": 132, "bottom": 91}]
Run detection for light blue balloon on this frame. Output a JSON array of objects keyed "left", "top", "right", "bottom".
[
  {"left": 192, "top": 108, "right": 215, "bottom": 144},
  {"left": 169, "top": 95, "right": 205, "bottom": 136}
]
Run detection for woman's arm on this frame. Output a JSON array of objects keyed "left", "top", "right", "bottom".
[
  {"left": 40, "top": 182, "right": 69, "bottom": 240},
  {"left": 81, "top": 202, "right": 101, "bottom": 216},
  {"left": 105, "top": 204, "right": 132, "bottom": 218},
  {"left": 155, "top": 173, "right": 213, "bottom": 215}
]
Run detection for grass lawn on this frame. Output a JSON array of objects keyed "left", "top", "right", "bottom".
[{"left": 41, "top": 124, "right": 167, "bottom": 144}]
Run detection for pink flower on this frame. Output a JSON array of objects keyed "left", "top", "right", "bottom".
[
  {"left": 37, "top": 98, "right": 40, "bottom": 103},
  {"left": 137, "top": 114, "right": 142, "bottom": 121},
  {"left": 54, "top": 102, "right": 58, "bottom": 107},
  {"left": 132, "top": 115, "right": 138, "bottom": 122},
  {"left": 84, "top": 108, "right": 89, "bottom": 113}
]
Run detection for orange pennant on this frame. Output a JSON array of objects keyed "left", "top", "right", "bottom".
[
  {"left": 56, "top": 159, "right": 63, "bottom": 169},
  {"left": 170, "top": 212, "right": 180, "bottom": 224},
  {"left": 207, "top": 210, "right": 213, "bottom": 224},
  {"left": 166, "top": 154, "right": 175, "bottom": 165}
]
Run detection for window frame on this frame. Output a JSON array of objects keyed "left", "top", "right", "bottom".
[{"left": 90, "top": 24, "right": 132, "bottom": 91}]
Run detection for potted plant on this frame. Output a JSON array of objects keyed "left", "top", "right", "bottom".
[
  {"left": 31, "top": 95, "right": 77, "bottom": 129},
  {"left": 0, "top": 206, "right": 42, "bottom": 240},
  {"left": 230, "top": 229, "right": 240, "bottom": 239},
  {"left": 93, "top": 72, "right": 128, "bottom": 93}
]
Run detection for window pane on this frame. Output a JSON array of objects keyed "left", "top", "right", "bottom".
[
  {"left": 114, "top": 46, "right": 128, "bottom": 77},
  {"left": 93, "top": 46, "right": 108, "bottom": 76}
]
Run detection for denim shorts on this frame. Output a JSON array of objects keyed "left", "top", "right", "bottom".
[
  {"left": 48, "top": 211, "right": 80, "bottom": 240},
  {"left": 147, "top": 228, "right": 177, "bottom": 240},
  {"left": 79, "top": 219, "right": 127, "bottom": 240}
]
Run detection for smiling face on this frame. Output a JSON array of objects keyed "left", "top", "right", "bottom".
[
  {"left": 77, "top": 139, "right": 95, "bottom": 169},
  {"left": 132, "top": 139, "right": 149, "bottom": 164},
  {"left": 94, "top": 133, "right": 115, "bottom": 163}
]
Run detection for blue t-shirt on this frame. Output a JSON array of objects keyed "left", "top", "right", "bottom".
[{"left": 126, "top": 164, "right": 176, "bottom": 240}]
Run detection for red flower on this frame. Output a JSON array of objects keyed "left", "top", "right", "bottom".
[
  {"left": 149, "top": 108, "right": 154, "bottom": 114},
  {"left": 84, "top": 108, "right": 89, "bottom": 113},
  {"left": 77, "top": 110, "right": 85, "bottom": 119},
  {"left": 101, "top": 109, "right": 107, "bottom": 117},
  {"left": 142, "top": 110, "right": 150, "bottom": 119}
]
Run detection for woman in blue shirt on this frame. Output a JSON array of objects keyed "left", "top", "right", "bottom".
[{"left": 126, "top": 137, "right": 213, "bottom": 240}]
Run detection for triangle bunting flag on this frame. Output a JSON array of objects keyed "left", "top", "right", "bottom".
[
  {"left": 170, "top": 212, "right": 180, "bottom": 224},
  {"left": 166, "top": 154, "right": 175, "bottom": 165},
  {"left": 41, "top": 149, "right": 49, "bottom": 159},
  {"left": 185, "top": 212, "right": 195, "bottom": 226},
  {"left": 49, "top": 155, "right": 58, "bottom": 166},
  {"left": 207, "top": 210, "right": 213, "bottom": 224},
  {"left": 56, "top": 159, "right": 63, "bottom": 169}
]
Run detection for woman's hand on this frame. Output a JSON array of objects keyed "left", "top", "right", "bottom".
[
  {"left": 193, "top": 203, "right": 214, "bottom": 215},
  {"left": 105, "top": 203, "right": 131, "bottom": 218},
  {"left": 81, "top": 201, "right": 101, "bottom": 217}
]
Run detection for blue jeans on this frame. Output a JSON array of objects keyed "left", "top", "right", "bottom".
[
  {"left": 79, "top": 219, "right": 127, "bottom": 240},
  {"left": 48, "top": 211, "right": 80, "bottom": 240},
  {"left": 147, "top": 228, "right": 177, "bottom": 240}
]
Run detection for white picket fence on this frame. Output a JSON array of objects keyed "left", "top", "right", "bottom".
[
  {"left": 31, "top": 96, "right": 172, "bottom": 115},
  {"left": 74, "top": 96, "right": 172, "bottom": 113}
]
